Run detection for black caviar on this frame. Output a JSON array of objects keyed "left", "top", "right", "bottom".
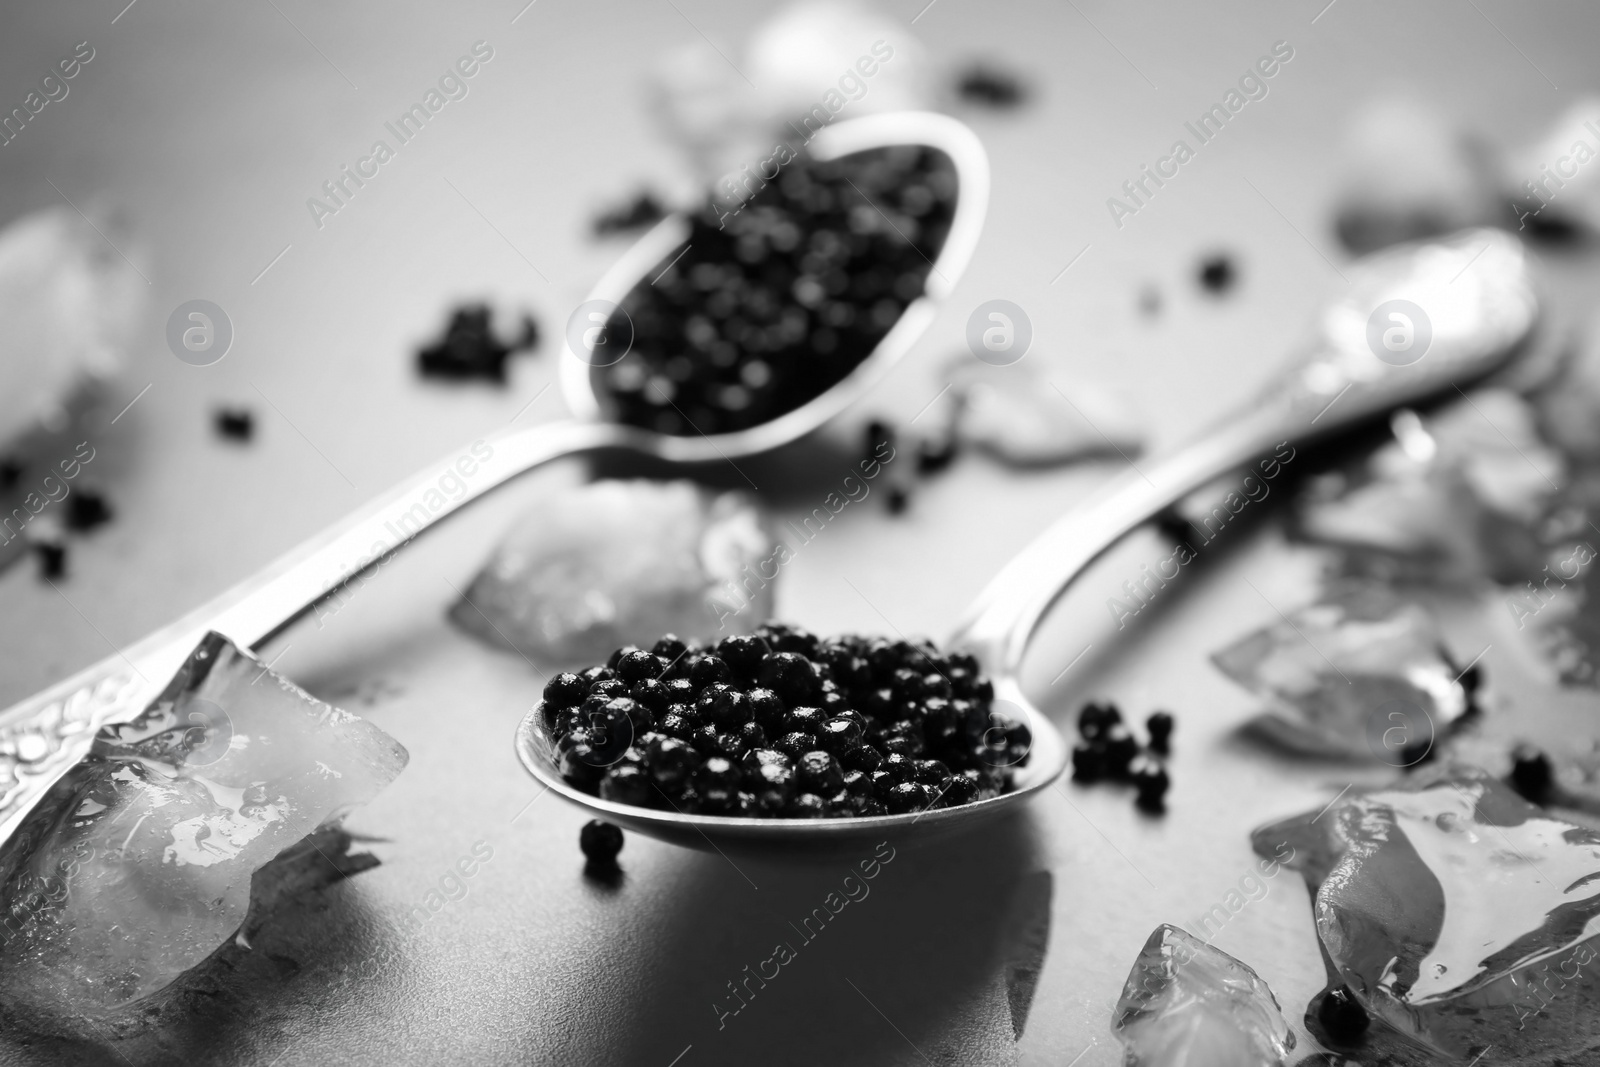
[
  {"left": 594, "top": 146, "right": 958, "bottom": 437},
  {"left": 418, "top": 304, "right": 538, "bottom": 384},
  {"left": 1129, "top": 754, "right": 1169, "bottom": 814},
  {"left": 579, "top": 819, "right": 624, "bottom": 867},
  {"left": 955, "top": 64, "right": 1027, "bottom": 109},
  {"left": 1145, "top": 711, "right": 1174, "bottom": 755},
  {"left": 32, "top": 540, "right": 66, "bottom": 580},
  {"left": 538, "top": 625, "right": 1029, "bottom": 818},
  {"left": 1508, "top": 743, "right": 1552, "bottom": 804},
  {"left": 1317, "top": 985, "right": 1370, "bottom": 1042},
  {"left": 1197, "top": 253, "right": 1237, "bottom": 294},
  {"left": 1073, "top": 701, "right": 1172, "bottom": 813},
  {"left": 64, "top": 490, "right": 112, "bottom": 533},
  {"left": 213, "top": 407, "right": 255, "bottom": 441},
  {"left": 915, "top": 435, "right": 958, "bottom": 476},
  {"left": 592, "top": 190, "right": 667, "bottom": 236}
]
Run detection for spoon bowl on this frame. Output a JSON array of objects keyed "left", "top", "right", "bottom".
[
  {"left": 559, "top": 110, "right": 991, "bottom": 463},
  {"left": 514, "top": 673, "right": 1066, "bottom": 854}
]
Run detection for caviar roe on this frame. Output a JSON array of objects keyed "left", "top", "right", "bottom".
[
  {"left": 1072, "top": 700, "right": 1173, "bottom": 814},
  {"left": 539, "top": 625, "right": 1030, "bottom": 818},
  {"left": 579, "top": 819, "right": 624, "bottom": 866},
  {"left": 595, "top": 146, "right": 958, "bottom": 437}
]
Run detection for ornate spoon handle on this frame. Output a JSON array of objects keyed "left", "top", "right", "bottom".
[
  {"left": 0, "top": 418, "right": 630, "bottom": 840},
  {"left": 951, "top": 401, "right": 1292, "bottom": 678},
  {"left": 955, "top": 226, "right": 1542, "bottom": 682}
]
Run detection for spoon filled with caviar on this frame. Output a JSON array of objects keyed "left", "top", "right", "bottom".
[
  {"left": 518, "top": 626, "right": 1058, "bottom": 851},
  {"left": 0, "top": 111, "right": 991, "bottom": 841},
  {"left": 514, "top": 228, "right": 1542, "bottom": 850}
]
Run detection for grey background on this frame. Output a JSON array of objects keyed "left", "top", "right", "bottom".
[{"left": 0, "top": 1, "right": 1597, "bottom": 1064}]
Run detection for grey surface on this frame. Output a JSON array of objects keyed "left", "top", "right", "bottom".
[{"left": 1, "top": 1, "right": 1598, "bottom": 1064}]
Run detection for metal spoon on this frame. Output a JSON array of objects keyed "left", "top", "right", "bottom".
[
  {"left": 514, "top": 228, "right": 1540, "bottom": 852},
  {"left": 0, "top": 111, "right": 991, "bottom": 843}
]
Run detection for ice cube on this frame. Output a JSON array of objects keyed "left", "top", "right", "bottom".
[
  {"left": 1429, "top": 391, "right": 1564, "bottom": 525},
  {"left": 745, "top": 2, "right": 931, "bottom": 122},
  {"left": 646, "top": 3, "right": 932, "bottom": 189},
  {"left": 1251, "top": 797, "right": 1352, "bottom": 889},
  {"left": 0, "top": 632, "right": 407, "bottom": 1019},
  {"left": 950, "top": 360, "right": 1143, "bottom": 469},
  {"left": 0, "top": 206, "right": 146, "bottom": 448},
  {"left": 451, "top": 479, "right": 775, "bottom": 665},
  {"left": 1504, "top": 519, "right": 1600, "bottom": 690},
  {"left": 1331, "top": 95, "right": 1499, "bottom": 254},
  {"left": 645, "top": 40, "right": 768, "bottom": 191},
  {"left": 1265, "top": 769, "right": 1600, "bottom": 1063},
  {"left": 1112, "top": 924, "right": 1295, "bottom": 1067},
  {"left": 1535, "top": 309, "right": 1600, "bottom": 463},
  {"left": 1212, "top": 583, "right": 1470, "bottom": 761},
  {"left": 1292, "top": 391, "right": 1561, "bottom": 585}
]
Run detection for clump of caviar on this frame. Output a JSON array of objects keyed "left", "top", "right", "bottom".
[
  {"left": 537, "top": 624, "right": 1030, "bottom": 818},
  {"left": 417, "top": 304, "right": 539, "bottom": 384},
  {"left": 592, "top": 190, "right": 667, "bottom": 236},
  {"left": 955, "top": 64, "right": 1027, "bottom": 109},
  {"left": 595, "top": 146, "right": 958, "bottom": 437},
  {"left": 213, "top": 406, "right": 255, "bottom": 441},
  {"left": 1071, "top": 701, "right": 1173, "bottom": 813}
]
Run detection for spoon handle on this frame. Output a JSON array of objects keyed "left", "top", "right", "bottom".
[
  {"left": 949, "top": 397, "right": 1302, "bottom": 680},
  {"left": 0, "top": 417, "right": 627, "bottom": 839},
  {"left": 953, "top": 226, "right": 1544, "bottom": 683}
]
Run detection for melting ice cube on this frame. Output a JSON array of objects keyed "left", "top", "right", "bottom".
[
  {"left": 1330, "top": 95, "right": 1499, "bottom": 254},
  {"left": 0, "top": 205, "right": 146, "bottom": 449},
  {"left": 1536, "top": 309, "right": 1600, "bottom": 464},
  {"left": 1112, "top": 924, "right": 1295, "bottom": 1067},
  {"left": 0, "top": 632, "right": 407, "bottom": 1018},
  {"left": 1258, "top": 769, "right": 1600, "bottom": 1064},
  {"left": 1292, "top": 390, "right": 1561, "bottom": 585},
  {"left": 1517, "top": 559, "right": 1600, "bottom": 689},
  {"left": 1212, "top": 582, "right": 1470, "bottom": 762},
  {"left": 948, "top": 359, "right": 1143, "bottom": 469},
  {"left": 452, "top": 479, "right": 775, "bottom": 664}
]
